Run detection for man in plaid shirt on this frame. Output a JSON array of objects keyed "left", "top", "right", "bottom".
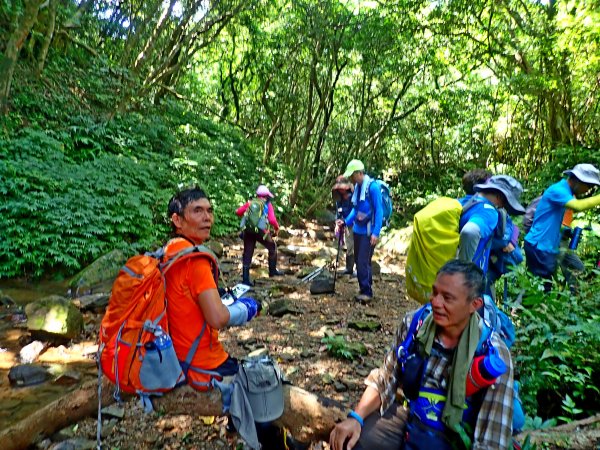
[{"left": 330, "top": 260, "right": 515, "bottom": 450}]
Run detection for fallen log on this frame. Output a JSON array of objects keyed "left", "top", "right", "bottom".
[
  {"left": 0, "top": 378, "right": 115, "bottom": 450},
  {"left": 516, "top": 413, "right": 600, "bottom": 450},
  {"left": 0, "top": 378, "right": 347, "bottom": 450}
]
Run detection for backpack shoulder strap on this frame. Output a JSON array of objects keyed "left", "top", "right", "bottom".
[
  {"left": 162, "top": 239, "right": 220, "bottom": 284},
  {"left": 460, "top": 195, "right": 484, "bottom": 218},
  {"left": 397, "top": 304, "right": 431, "bottom": 363}
]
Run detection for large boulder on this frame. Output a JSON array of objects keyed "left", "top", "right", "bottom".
[
  {"left": 25, "top": 296, "right": 84, "bottom": 340},
  {"left": 68, "top": 249, "right": 127, "bottom": 296}
]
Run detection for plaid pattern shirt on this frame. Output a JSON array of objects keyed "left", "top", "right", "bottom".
[{"left": 365, "top": 310, "right": 514, "bottom": 450}]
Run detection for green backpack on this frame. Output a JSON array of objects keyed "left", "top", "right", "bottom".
[{"left": 241, "top": 198, "right": 268, "bottom": 233}]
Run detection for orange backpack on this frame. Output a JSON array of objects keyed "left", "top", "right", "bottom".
[{"left": 98, "top": 242, "right": 218, "bottom": 398}]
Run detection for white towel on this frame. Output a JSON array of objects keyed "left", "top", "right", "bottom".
[{"left": 351, "top": 174, "right": 372, "bottom": 205}]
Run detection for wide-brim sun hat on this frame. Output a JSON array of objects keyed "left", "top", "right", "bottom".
[
  {"left": 343, "top": 159, "right": 365, "bottom": 178},
  {"left": 474, "top": 175, "right": 526, "bottom": 215},
  {"left": 332, "top": 175, "right": 353, "bottom": 192},
  {"left": 256, "top": 185, "right": 274, "bottom": 198},
  {"left": 563, "top": 163, "right": 600, "bottom": 186}
]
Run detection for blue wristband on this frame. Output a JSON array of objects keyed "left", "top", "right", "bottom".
[{"left": 347, "top": 410, "right": 364, "bottom": 427}]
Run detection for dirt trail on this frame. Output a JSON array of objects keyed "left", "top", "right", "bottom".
[{"left": 54, "top": 221, "right": 418, "bottom": 449}]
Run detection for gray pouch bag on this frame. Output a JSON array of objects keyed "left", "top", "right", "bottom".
[{"left": 238, "top": 356, "right": 284, "bottom": 423}]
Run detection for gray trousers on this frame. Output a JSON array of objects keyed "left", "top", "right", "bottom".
[
  {"left": 353, "top": 402, "right": 408, "bottom": 450},
  {"left": 345, "top": 226, "right": 355, "bottom": 272}
]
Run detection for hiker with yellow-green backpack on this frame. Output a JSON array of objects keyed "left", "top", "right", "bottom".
[
  {"left": 236, "top": 184, "right": 283, "bottom": 286},
  {"left": 406, "top": 174, "right": 526, "bottom": 304}
]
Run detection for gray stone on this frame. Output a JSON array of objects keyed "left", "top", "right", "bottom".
[
  {"left": 3, "top": 398, "right": 21, "bottom": 409},
  {"left": 334, "top": 381, "right": 347, "bottom": 392},
  {"left": 315, "top": 230, "right": 328, "bottom": 241},
  {"left": 356, "top": 367, "right": 370, "bottom": 377},
  {"left": 277, "top": 229, "right": 292, "bottom": 239},
  {"left": 279, "top": 246, "right": 298, "bottom": 257},
  {"left": 25, "top": 296, "right": 84, "bottom": 339},
  {"left": 19, "top": 340, "right": 46, "bottom": 363},
  {"left": 74, "top": 293, "right": 110, "bottom": 311},
  {"left": 348, "top": 320, "right": 382, "bottom": 332},
  {"left": 0, "top": 292, "right": 16, "bottom": 307},
  {"left": 36, "top": 438, "right": 53, "bottom": 449},
  {"left": 267, "top": 299, "right": 302, "bottom": 317},
  {"left": 300, "top": 349, "right": 315, "bottom": 358},
  {"left": 101, "top": 404, "right": 125, "bottom": 419},
  {"left": 69, "top": 249, "right": 127, "bottom": 296},
  {"left": 315, "top": 209, "right": 337, "bottom": 224},
  {"left": 372, "top": 260, "right": 381, "bottom": 276},
  {"left": 53, "top": 371, "right": 81, "bottom": 385},
  {"left": 49, "top": 438, "right": 97, "bottom": 450},
  {"left": 100, "top": 419, "right": 117, "bottom": 439},
  {"left": 8, "top": 364, "right": 49, "bottom": 387}
]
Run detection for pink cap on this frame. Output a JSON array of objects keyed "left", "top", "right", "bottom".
[{"left": 256, "top": 185, "right": 274, "bottom": 198}]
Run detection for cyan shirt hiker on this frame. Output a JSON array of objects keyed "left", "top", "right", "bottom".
[
  {"left": 525, "top": 179, "right": 574, "bottom": 253},
  {"left": 344, "top": 175, "right": 384, "bottom": 237}
]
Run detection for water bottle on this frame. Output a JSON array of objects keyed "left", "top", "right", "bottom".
[
  {"left": 154, "top": 328, "right": 172, "bottom": 351},
  {"left": 465, "top": 348, "right": 507, "bottom": 397},
  {"left": 568, "top": 226, "right": 583, "bottom": 250}
]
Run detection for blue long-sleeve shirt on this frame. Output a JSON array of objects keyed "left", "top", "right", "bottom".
[{"left": 344, "top": 178, "right": 384, "bottom": 237}]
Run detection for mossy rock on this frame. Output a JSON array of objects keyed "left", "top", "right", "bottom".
[
  {"left": 25, "top": 295, "right": 84, "bottom": 339},
  {"left": 69, "top": 249, "right": 127, "bottom": 295}
]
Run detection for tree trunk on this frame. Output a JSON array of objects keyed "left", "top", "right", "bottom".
[
  {"left": 0, "top": 378, "right": 346, "bottom": 450},
  {"left": 0, "top": 0, "right": 44, "bottom": 113},
  {"left": 36, "top": 0, "right": 58, "bottom": 77}
]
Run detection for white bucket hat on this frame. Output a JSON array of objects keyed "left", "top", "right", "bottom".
[{"left": 563, "top": 164, "right": 600, "bottom": 186}]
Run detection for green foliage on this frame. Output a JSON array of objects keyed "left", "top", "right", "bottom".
[
  {"left": 0, "top": 57, "right": 290, "bottom": 278},
  {"left": 504, "top": 260, "right": 600, "bottom": 423},
  {"left": 321, "top": 335, "right": 367, "bottom": 361},
  {"left": 0, "top": 128, "right": 171, "bottom": 278}
]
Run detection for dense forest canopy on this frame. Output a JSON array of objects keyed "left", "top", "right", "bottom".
[
  {"left": 1, "top": 0, "right": 600, "bottom": 438},
  {"left": 1, "top": 0, "right": 600, "bottom": 275}
]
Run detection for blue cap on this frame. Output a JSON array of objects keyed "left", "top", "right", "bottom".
[{"left": 483, "top": 349, "right": 507, "bottom": 379}]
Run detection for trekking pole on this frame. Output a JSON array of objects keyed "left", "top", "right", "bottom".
[
  {"left": 301, "top": 266, "right": 324, "bottom": 283},
  {"left": 332, "top": 227, "right": 343, "bottom": 292}
]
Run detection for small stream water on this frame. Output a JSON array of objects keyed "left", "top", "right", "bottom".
[{"left": 0, "top": 278, "right": 98, "bottom": 430}]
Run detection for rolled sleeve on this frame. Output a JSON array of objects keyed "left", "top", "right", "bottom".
[
  {"left": 473, "top": 335, "right": 514, "bottom": 450},
  {"left": 364, "top": 312, "right": 414, "bottom": 414}
]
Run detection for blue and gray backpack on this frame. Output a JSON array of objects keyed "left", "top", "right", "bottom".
[
  {"left": 367, "top": 179, "right": 393, "bottom": 228},
  {"left": 396, "top": 297, "right": 524, "bottom": 449}
]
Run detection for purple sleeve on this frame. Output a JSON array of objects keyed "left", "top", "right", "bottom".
[{"left": 510, "top": 224, "right": 520, "bottom": 246}]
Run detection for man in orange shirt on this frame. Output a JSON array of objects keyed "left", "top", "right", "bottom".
[{"left": 165, "top": 187, "right": 261, "bottom": 389}]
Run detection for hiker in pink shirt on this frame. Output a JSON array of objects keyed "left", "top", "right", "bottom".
[{"left": 236, "top": 185, "right": 283, "bottom": 285}]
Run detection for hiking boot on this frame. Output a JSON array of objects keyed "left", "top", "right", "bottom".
[
  {"left": 354, "top": 294, "right": 373, "bottom": 304},
  {"left": 268, "top": 259, "right": 284, "bottom": 277},
  {"left": 242, "top": 266, "right": 253, "bottom": 286}
]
